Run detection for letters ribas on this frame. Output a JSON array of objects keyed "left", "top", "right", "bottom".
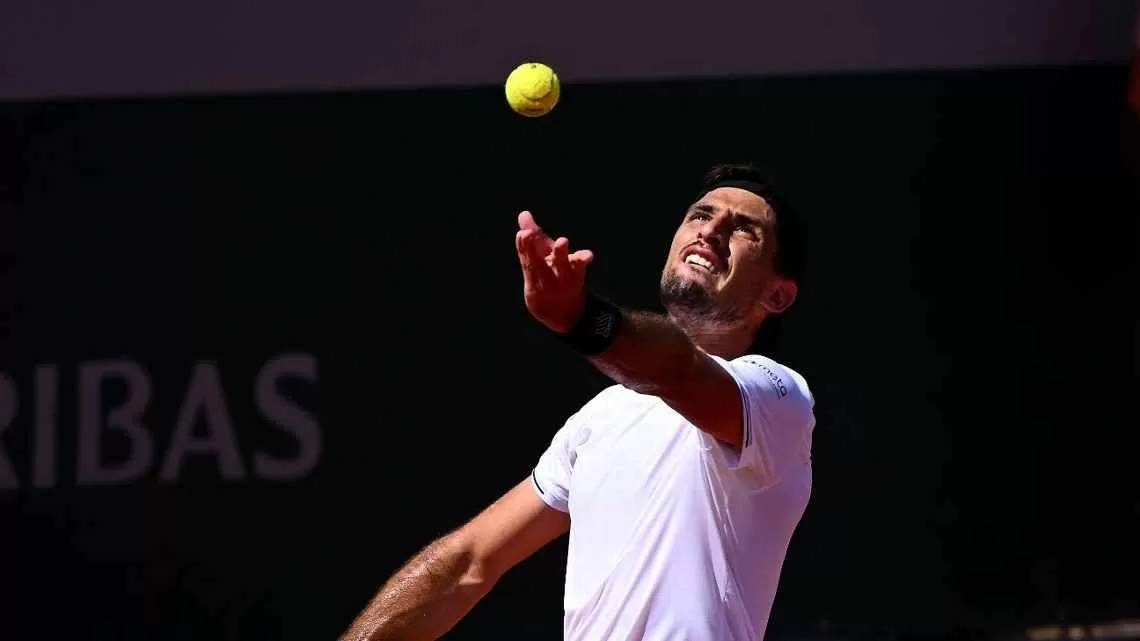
[{"left": 0, "top": 353, "right": 321, "bottom": 490}]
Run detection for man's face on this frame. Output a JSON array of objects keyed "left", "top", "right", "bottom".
[{"left": 660, "top": 187, "right": 793, "bottom": 325}]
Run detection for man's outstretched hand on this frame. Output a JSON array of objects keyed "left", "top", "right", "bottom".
[{"left": 515, "top": 211, "right": 594, "bottom": 334}]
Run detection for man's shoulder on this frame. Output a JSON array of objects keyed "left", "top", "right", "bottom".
[
  {"left": 581, "top": 383, "right": 643, "bottom": 411},
  {"left": 734, "top": 353, "right": 796, "bottom": 375},
  {"left": 572, "top": 384, "right": 665, "bottom": 430},
  {"left": 724, "top": 354, "right": 814, "bottom": 409}
]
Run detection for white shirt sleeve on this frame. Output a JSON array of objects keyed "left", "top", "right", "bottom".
[
  {"left": 531, "top": 410, "right": 585, "bottom": 513},
  {"left": 705, "top": 354, "right": 815, "bottom": 486}
]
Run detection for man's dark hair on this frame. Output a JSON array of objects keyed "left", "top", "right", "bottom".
[
  {"left": 698, "top": 163, "right": 807, "bottom": 355},
  {"left": 698, "top": 163, "right": 807, "bottom": 283}
]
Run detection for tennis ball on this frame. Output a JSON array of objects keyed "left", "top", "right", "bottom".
[{"left": 505, "top": 62, "right": 561, "bottom": 117}]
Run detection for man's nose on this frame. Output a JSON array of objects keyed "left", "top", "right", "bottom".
[{"left": 697, "top": 215, "right": 730, "bottom": 247}]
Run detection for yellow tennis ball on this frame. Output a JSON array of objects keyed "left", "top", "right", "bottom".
[{"left": 505, "top": 62, "right": 561, "bottom": 117}]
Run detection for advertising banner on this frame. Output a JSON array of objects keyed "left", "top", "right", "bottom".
[{"left": 0, "top": 0, "right": 1136, "bottom": 100}]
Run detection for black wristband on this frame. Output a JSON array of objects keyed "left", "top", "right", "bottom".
[{"left": 558, "top": 291, "right": 623, "bottom": 355}]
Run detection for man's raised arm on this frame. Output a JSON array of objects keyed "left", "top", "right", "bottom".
[
  {"left": 581, "top": 309, "right": 745, "bottom": 449},
  {"left": 514, "top": 212, "right": 745, "bottom": 450},
  {"left": 341, "top": 479, "right": 570, "bottom": 641}
]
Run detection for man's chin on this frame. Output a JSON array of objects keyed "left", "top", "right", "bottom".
[{"left": 660, "top": 276, "right": 715, "bottom": 312}]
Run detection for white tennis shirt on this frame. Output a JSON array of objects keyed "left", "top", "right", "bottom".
[{"left": 531, "top": 353, "right": 815, "bottom": 641}]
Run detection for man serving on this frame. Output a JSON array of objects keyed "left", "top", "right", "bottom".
[{"left": 343, "top": 164, "right": 816, "bottom": 641}]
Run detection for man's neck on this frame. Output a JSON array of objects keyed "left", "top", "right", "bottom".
[{"left": 667, "top": 312, "right": 755, "bottom": 360}]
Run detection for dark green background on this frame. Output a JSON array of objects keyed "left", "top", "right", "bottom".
[{"left": 1, "top": 64, "right": 1137, "bottom": 640}]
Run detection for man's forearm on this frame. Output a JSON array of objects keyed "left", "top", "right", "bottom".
[
  {"left": 574, "top": 303, "right": 746, "bottom": 449},
  {"left": 341, "top": 534, "right": 492, "bottom": 641},
  {"left": 585, "top": 309, "right": 702, "bottom": 396}
]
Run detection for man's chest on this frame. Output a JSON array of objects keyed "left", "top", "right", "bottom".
[{"left": 567, "top": 397, "right": 704, "bottom": 515}]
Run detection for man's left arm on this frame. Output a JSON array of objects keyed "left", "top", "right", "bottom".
[
  {"left": 569, "top": 299, "right": 815, "bottom": 487},
  {"left": 582, "top": 307, "right": 746, "bottom": 450},
  {"left": 515, "top": 211, "right": 746, "bottom": 449}
]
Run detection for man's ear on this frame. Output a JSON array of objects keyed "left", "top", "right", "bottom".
[{"left": 760, "top": 279, "right": 797, "bottom": 315}]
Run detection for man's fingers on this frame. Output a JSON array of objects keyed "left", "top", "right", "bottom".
[
  {"left": 569, "top": 249, "right": 594, "bottom": 278},
  {"left": 522, "top": 230, "right": 555, "bottom": 286},
  {"left": 518, "top": 210, "right": 539, "bottom": 232},
  {"left": 516, "top": 229, "right": 536, "bottom": 268},
  {"left": 569, "top": 249, "right": 594, "bottom": 266},
  {"left": 551, "top": 237, "right": 571, "bottom": 276},
  {"left": 518, "top": 210, "right": 555, "bottom": 252},
  {"left": 517, "top": 217, "right": 590, "bottom": 306},
  {"left": 519, "top": 211, "right": 552, "bottom": 246},
  {"left": 516, "top": 230, "right": 541, "bottom": 283}
]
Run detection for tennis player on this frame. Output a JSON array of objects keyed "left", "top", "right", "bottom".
[{"left": 343, "top": 164, "right": 815, "bottom": 641}]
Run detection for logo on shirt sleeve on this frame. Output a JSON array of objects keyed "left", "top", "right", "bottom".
[{"left": 742, "top": 356, "right": 788, "bottom": 398}]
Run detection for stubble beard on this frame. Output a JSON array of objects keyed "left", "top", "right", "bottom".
[{"left": 659, "top": 269, "right": 746, "bottom": 327}]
